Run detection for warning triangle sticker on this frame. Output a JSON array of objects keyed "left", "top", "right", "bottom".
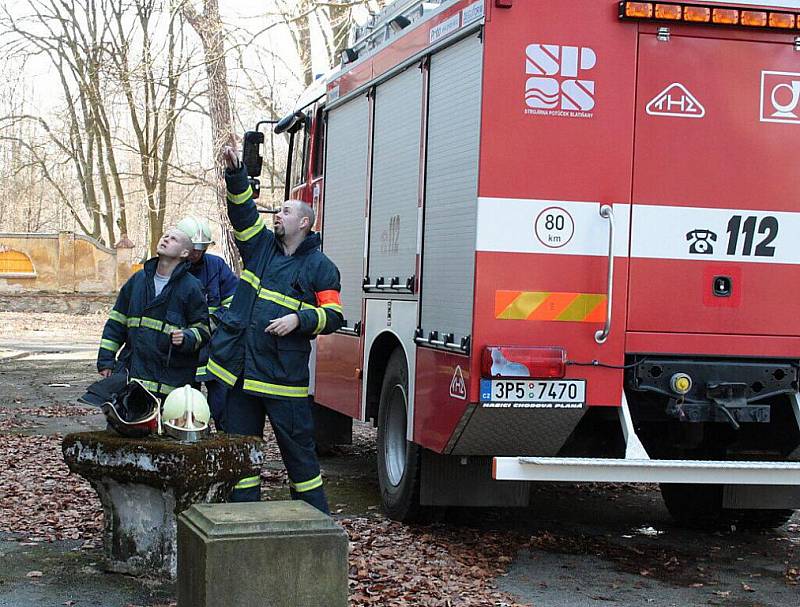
[
  {"left": 449, "top": 366, "right": 467, "bottom": 400},
  {"left": 646, "top": 83, "right": 705, "bottom": 118}
]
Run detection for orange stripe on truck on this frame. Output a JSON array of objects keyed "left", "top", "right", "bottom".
[{"left": 495, "top": 290, "right": 607, "bottom": 323}]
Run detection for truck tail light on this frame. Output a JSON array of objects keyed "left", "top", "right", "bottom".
[
  {"left": 620, "top": 2, "right": 799, "bottom": 31},
  {"left": 481, "top": 346, "right": 566, "bottom": 379}
]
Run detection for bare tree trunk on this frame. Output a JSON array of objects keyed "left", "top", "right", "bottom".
[{"left": 181, "top": 0, "right": 239, "bottom": 271}]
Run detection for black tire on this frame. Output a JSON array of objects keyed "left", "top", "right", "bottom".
[
  {"left": 376, "top": 348, "right": 425, "bottom": 522},
  {"left": 660, "top": 484, "right": 795, "bottom": 530},
  {"left": 731, "top": 508, "right": 795, "bottom": 530},
  {"left": 660, "top": 483, "right": 725, "bottom": 529}
]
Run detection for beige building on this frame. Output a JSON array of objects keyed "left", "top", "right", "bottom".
[{"left": 0, "top": 232, "right": 139, "bottom": 295}]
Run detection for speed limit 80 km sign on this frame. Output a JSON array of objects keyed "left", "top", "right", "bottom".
[{"left": 535, "top": 206, "right": 574, "bottom": 249}]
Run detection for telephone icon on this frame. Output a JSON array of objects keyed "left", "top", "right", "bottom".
[{"left": 686, "top": 229, "right": 717, "bottom": 255}]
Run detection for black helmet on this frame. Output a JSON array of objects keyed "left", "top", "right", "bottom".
[{"left": 100, "top": 379, "right": 161, "bottom": 438}]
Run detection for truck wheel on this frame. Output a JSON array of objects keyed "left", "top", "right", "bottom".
[
  {"left": 661, "top": 484, "right": 795, "bottom": 529},
  {"left": 377, "top": 348, "right": 424, "bottom": 522},
  {"left": 729, "top": 509, "right": 795, "bottom": 530},
  {"left": 660, "top": 483, "right": 724, "bottom": 528}
]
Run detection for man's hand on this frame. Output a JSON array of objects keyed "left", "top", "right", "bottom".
[
  {"left": 171, "top": 330, "right": 185, "bottom": 346},
  {"left": 223, "top": 146, "right": 241, "bottom": 171},
  {"left": 265, "top": 314, "right": 299, "bottom": 337},
  {"left": 99, "top": 369, "right": 112, "bottom": 378}
]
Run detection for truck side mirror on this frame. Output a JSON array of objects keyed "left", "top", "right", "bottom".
[{"left": 242, "top": 130, "right": 264, "bottom": 178}]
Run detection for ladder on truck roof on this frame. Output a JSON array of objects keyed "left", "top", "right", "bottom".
[
  {"left": 493, "top": 393, "right": 800, "bottom": 485},
  {"left": 347, "top": 0, "right": 450, "bottom": 59}
]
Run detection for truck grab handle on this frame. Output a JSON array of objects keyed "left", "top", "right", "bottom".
[{"left": 595, "top": 204, "right": 614, "bottom": 345}]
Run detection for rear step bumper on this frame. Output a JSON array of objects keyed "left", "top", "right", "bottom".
[
  {"left": 493, "top": 392, "right": 800, "bottom": 484},
  {"left": 492, "top": 456, "right": 800, "bottom": 484}
]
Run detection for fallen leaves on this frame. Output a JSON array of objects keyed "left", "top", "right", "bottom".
[
  {"left": 0, "top": 434, "right": 103, "bottom": 543},
  {"left": 342, "top": 517, "right": 528, "bottom": 606}
]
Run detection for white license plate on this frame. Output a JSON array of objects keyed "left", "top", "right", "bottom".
[{"left": 480, "top": 379, "right": 585, "bottom": 408}]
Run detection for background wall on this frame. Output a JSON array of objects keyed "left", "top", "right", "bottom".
[{"left": 0, "top": 232, "right": 137, "bottom": 295}]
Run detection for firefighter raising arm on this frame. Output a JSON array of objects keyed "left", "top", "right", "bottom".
[{"left": 222, "top": 146, "right": 273, "bottom": 266}]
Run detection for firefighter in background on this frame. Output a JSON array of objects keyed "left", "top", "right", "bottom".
[
  {"left": 207, "top": 146, "right": 344, "bottom": 514},
  {"left": 175, "top": 216, "right": 238, "bottom": 431},
  {"left": 97, "top": 229, "right": 210, "bottom": 398}
]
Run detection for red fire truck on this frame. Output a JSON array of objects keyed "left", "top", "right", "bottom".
[{"left": 243, "top": 0, "right": 800, "bottom": 526}]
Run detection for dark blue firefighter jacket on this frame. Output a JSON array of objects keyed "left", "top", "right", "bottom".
[
  {"left": 189, "top": 253, "right": 238, "bottom": 381},
  {"left": 97, "top": 258, "right": 210, "bottom": 395},
  {"left": 207, "top": 165, "right": 344, "bottom": 399}
]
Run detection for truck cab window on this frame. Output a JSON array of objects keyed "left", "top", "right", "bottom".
[
  {"left": 312, "top": 109, "right": 326, "bottom": 178},
  {"left": 290, "top": 115, "right": 310, "bottom": 187}
]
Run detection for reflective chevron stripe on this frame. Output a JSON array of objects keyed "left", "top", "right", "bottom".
[{"left": 495, "top": 290, "right": 607, "bottom": 322}]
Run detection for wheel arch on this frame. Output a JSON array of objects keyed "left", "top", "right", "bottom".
[{"left": 365, "top": 330, "right": 407, "bottom": 425}]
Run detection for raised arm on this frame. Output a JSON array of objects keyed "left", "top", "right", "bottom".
[{"left": 223, "top": 146, "right": 273, "bottom": 267}]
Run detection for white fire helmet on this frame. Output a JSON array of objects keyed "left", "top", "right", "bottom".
[
  {"left": 176, "top": 216, "right": 214, "bottom": 250},
  {"left": 162, "top": 385, "right": 211, "bottom": 441}
]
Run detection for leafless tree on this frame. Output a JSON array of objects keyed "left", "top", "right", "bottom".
[
  {"left": 180, "top": 0, "right": 239, "bottom": 268},
  {"left": 0, "top": 0, "right": 201, "bottom": 254}
]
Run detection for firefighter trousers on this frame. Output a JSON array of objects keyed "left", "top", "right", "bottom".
[
  {"left": 205, "top": 380, "right": 228, "bottom": 432},
  {"left": 227, "top": 382, "right": 329, "bottom": 515}
]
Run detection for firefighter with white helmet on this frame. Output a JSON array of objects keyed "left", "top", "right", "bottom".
[
  {"left": 97, "top": 229, "right": 210, "bottom": 399},
  {"left": 176, "top": 216, "right": 214, "bottom": 250},
  {"left": 175, "top": 215, "right": 238, "bottom": 431}
]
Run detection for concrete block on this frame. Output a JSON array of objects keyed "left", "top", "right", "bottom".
[
  {"left": 178, "top": 501, "right": 348, "bottom": 607},
  {"left": 62, "top": 432, "right": 264, "bottom": 579}
]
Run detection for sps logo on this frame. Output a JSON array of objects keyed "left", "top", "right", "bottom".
[
  {"left": 525, "top": 44, "right": 596, "bottom": 115},
  {"left": 760, "top": 71, "right": 800, "bottom": 125}
]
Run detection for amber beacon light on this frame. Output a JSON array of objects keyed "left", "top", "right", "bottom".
[{"left": 619, "top": 2, "right": 799, "bottom": 30}]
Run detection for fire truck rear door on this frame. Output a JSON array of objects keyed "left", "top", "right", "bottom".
[{"left": 628, "top": 31, "right": 800, "bottom": 338}]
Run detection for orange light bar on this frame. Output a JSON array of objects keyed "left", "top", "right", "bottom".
[
  {"left": 625, "top": 2, "right": 653, "bottom": 18},
  {"left": 655, "top": 4, "right": 682, "bottom": 20},
  {"left": 684, "top": 6, "right": 711, "bottom": 22},
  {"left": 620, "top": 1, "right": 799, "bottom": 31},
  {"left": 741, "top": 10, "right": 768, "bottom": 27},
  {"left": 768, "top": 12, "right": 795, "bottom": 29},
  {"left": 712, "top": 8, "right": 738, "bottom": 25}
]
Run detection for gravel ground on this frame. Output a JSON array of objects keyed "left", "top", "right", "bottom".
[{"left": 1, "top": 312, "right": 798, "bottom": 607}]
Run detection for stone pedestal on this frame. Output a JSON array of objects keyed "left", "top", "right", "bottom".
[
  {"left": 62, "top": 431, "right": 264, "bottom": 579},
  {"left": 177, "top": 502, "right": 349, "bottom": 607}
]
